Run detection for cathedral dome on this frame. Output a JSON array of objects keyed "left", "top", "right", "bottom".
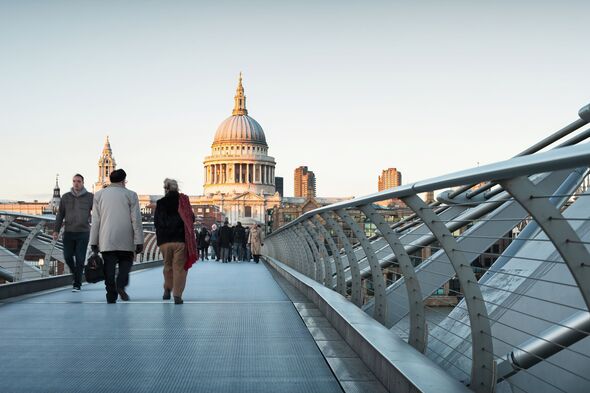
[
  {"left": 211, "top": 73, "right": 267, "bottom": 147},
  {"left": 213, "top": 115, "right": 267, "bottom": 145}
]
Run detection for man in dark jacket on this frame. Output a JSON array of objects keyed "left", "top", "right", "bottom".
[
  {"left": 219, "top": 219, "right": 233, "bottom": 263},
  {"left": 53, "top": 174, "right": 93, "bottom": 292},
  {"left": 232, "top": 222, "right": 246, "bottom": 261}
]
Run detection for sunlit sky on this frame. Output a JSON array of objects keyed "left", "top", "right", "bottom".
[{"left": 1, "top": 0, "right": 589, "bottom": 201}]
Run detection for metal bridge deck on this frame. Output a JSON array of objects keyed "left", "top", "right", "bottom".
[{"left": 0, "top": 261, "right": 343, "bottom": 393}]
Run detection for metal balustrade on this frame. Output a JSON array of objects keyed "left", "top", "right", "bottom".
[
  {"left": 0, "top": 211, "right": 162, "bottom": 283},
  {"left": 262, "top": 103, "right": 590, "bottom": 393}
]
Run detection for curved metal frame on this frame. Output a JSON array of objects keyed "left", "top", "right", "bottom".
[
  {"left": 290, "top": 229, "right": 313, "bottom": 278},
  {"left": 312, "top": 215, "right": 346, "bottom": 295},
  {"left": 402, "top": 194, "right": 495, "bottom": 393},
  {"left": 335, "top": 208, "right": 388, "bottom": 324},
  {"left": 16, "top": 221, "right": 45, "bottom": 281},
  {"left": 359, "top": 204, "right": 427, "bottom": 352},
  {"left": 296, "top": 223, "right": 323, "bottom": 282},
  {"left": 304, "top": 220, "right": 334, "bottom": 289},
  {"left": 0, "top": 216, "right": 16, "bottom": 236},
  {"left": 500, "top": 176, "right": 590, "bottom": 310},
  {"left": 321, "top": 212, "right": 363, "bottom": 306}
]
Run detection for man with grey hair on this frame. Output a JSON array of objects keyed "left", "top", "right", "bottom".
[
  {"left": 53, "top": 174, "right": 93, "bottom": 292},
  {"left": 90, "top": 169, "right": 144, "bottom": 303},
  {"left": 155, "top": 178, "right": 196, "bottom": 304}
]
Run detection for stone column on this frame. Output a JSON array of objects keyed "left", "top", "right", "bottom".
[{"left": 246, "top": 163, "right": 250, "bottom": 184}]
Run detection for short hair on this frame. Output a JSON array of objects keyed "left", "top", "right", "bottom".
[
  {"left": 73, "top": 174, "right": 84, "bottom": 181},
  {"left": 163, "top": 178, "right": 179, "bottom": 193}
]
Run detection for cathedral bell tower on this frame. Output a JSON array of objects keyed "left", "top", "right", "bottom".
[{"left": 95, "top": 136, "right": 117, "bottom": 192}]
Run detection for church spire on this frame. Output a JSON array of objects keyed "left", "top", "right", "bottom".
[
  {"left": 232, "top": 72, "right": 248, "bottom": 116},
  {"left": 53, "top": 174, "right": 60, "bottom": 198},
  {"left": 102, "top": 136, "right": 112, "bottom": 156}
]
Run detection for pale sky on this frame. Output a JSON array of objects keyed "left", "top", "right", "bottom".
[{"left": 1, "top": 0, "right": 589, "bottom": 201}]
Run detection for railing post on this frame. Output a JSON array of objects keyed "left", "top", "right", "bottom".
[
  {"left": 303, "top": 220, "right": 334, "bottom": 287},
  {"left": 0, "top": 216, "right": 15, "bottom": 236},
  {"left": 16, "top": 221, "right": 45, "bottom": 281},
  {"left": 500, "top": 176, "right": 590, "bottom": 311},
  {"left": 359, "top": 204, "right": 427, "bottom": 352},
  {"left": 312, "top": 215, "right": 345, "bottom": 294},
  {"left": 335, "top": 208, "right": 388, "bottom": 325},
  {"left": 402, "top": 194, "right": 495, "bottom": 393},
  {"left": 321, "top": 212, "right": 363, "bottom": 306},
  {"left": 296, "top": 223, "right": 323, "bottom": 282}
]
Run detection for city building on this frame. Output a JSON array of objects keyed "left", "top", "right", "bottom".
[
  {"left": 192, "top": 74, "right": 281, "bottom": 225},
  {"left": 377, "top": 167, "right": 403, "bottom": 207},
  {"left": 135, "top": 74, "right": 281, "bottom": 228},
  {"left": 47, "top": 175, "right": 61, "bottom": 214},
  {"left": 294, "top": 166, "right": 316, "bottom": 198},
  {"left": 94, "top": 136, "right": 116, "bottom": 192},
  {"left": 378, "top": 168, "right": 402, "bottom": 191},
  {"left": 0, "top": 177, "right": 61, "bottom": 216},
  {"left": 275, "top": 176, "right": 284, "bottom": 197}
]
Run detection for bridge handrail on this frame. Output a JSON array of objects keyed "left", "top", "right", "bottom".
[{"left": 263, "top": 104, "right": 590, "bottom": 393}]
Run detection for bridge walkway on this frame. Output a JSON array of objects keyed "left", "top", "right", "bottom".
[{"left": 0, "top": 261, "right": 344, "bottom": 393}]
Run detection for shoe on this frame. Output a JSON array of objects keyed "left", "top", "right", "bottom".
[
  {"left": 107, "top": 300, "right": 117, "bottom": 304},
  {"left": 174, "top": 296, "right": 183, "bottom": 304},
  {"left": 117, "top": 289, "right": 130, "bottom": 301},
  {"left": 72, "top": 286, "right": 81, "bottom": 292},
  {"left": 163, "top": 288, "right": 171, "bottom": 300}
]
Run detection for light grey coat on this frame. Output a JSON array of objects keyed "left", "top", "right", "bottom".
[{"left": 89, "top": 183, "right": 144, "bottom": 252}]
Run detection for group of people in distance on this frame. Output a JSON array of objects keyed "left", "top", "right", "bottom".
[
  {"left": 196, "top": 220, "right": 264, "bottom": 264},
  {"left": 53, "top": 170, "right": 262, "bottom": 305}
]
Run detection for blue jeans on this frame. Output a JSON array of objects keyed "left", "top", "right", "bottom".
[{"left": 62, "top": 231, "right": 90, "bottom": 288}]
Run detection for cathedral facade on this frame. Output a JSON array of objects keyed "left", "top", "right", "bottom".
[{"left": 193, "top": 74, "right": 281, "bottom": 225}]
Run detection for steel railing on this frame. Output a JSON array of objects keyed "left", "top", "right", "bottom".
[
  {"left": 262, "top": 103, "right": 590, "bottom": 393},
  {"left": 0, "top": 211, "right": 162, "bottom": 283}
]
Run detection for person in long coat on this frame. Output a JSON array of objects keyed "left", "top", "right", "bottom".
[
  {"left": 154, "top": 178, "right": 195, "bottom": 304},
  {"left": 197, "top": 227, "right": 210, "bottom": 261},
  {"left": 247, "top": 224, "right": 263, "bottom": 263}
]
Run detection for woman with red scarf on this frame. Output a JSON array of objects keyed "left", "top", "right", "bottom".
[{"left": 154, "top": 178, "right": 198, "bottom": 304}]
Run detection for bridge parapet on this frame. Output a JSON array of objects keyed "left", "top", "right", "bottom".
[
  {"left": 263, "top": 104, "right": 590, "bottom": 393},
  {"left": 0, "top": 211, "right": 161, "bottom": 284}
]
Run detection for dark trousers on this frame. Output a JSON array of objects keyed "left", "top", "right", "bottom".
[
  {"left": 62, "top": 231, "right": 90, "bottom": 287},
  {"left": 102, "top": 251, "right": 134, "bottom": 303},
  {"left": 199, "top": 245, "right": 209, "bottom": 260}
]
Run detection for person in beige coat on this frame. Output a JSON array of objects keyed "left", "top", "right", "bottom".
[
  {"left": 247, "top": 224, "right": 264, "bottom": 263},
  {"left": 90, "top": 169, "right": 144, "bottom": 303}
]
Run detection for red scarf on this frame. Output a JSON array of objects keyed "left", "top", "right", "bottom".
[{"left": 178, "top": 193, "right": 198, "bottom": 270}]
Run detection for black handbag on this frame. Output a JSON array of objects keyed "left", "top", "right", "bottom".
[{"left": 85, "top": 253, "right": 105, "bottom": 283}]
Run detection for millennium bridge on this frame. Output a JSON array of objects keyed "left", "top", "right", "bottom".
[{"left": 1, "top": 104, "right": 590, "bottom": 393}]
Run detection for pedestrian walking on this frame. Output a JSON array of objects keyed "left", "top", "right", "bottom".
[
  {"left": 248, "top": 224, "right": 264, "bottom": 263},
  {"left": 210, "top": 224, "right": 220, "bottom": 261},
  {"left": 89, "top": 169, "right": 144, "bottom": 303},
  {"left": 53, "top": 174, "right": 93, "bottom": 292},
  {"left": 198, "top": 226, "right": 210, "bottom": 261},
  {"left": 154, "top": 178, "right": 197, "bottom": 304},
  {"left": 219, "top": 219, "right": 233, "bottom": 263},
  {"left": 233, "top": 222, "right": 246, "bottom": 261}
]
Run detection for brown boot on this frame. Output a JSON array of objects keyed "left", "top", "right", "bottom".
[
  {"left": 163, "top": 288, "right": 171, "bottom": 300},
  {"left": 174, "top": 296, "right": 183, "bottom": 304}
]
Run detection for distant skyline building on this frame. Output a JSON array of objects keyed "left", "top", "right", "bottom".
[
  {"left": 47, "top": 175, "right": 61, "bottom": 214},
  {"left": 95, "top": 136, "right": 116, "bottom": 192},
  {"left": 275, "top": 176, "right": 284, "bottom": 197},
  {"left": 294, "top": 166, "right": 316, "bottom": 198},
  {"left": 378, "top": 168, "right": 402, "bottom": 192}
]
